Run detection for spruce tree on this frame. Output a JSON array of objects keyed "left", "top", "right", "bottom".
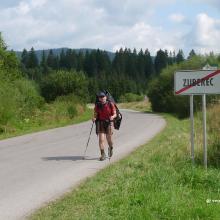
[
  {"left": 21, "top": 49, "right": 28, "bottom": 67},
  {"left": 76, "top": 51, "right": 84, "bottom": 71},
  {"left": 154, "top": 49, "right": 168, "bottom": 74},
  {"left": 144, "top": 49, "right": 154, "bottom": 78},
  {"left": 59, "top": 49, "right": 66, "bottom": 69},
  {"left": 40, "top": 50, "right": 48, "bottom": 74},
  {"left": 176, "top": 49, "right": 184, "bottom": 63},
  {"left": 27, "top": 47, "right": 39, "bottom": 68},
  {"left": 188, "top": 49, "right": 196, "bottom": 60},
  {"left": 137, "top": 49, "right": 145, "bottom": 79},
  {"left": 47, "top": 49, "right": 56, "bottom": 69}
]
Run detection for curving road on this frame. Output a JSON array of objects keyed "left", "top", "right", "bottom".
[{"left": 0, "top": 110, "right": 166, "bottom": 220}]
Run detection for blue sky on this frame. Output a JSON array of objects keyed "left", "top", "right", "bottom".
[{"left": 0, "top": 0, "right": 220, "bottom": 56}]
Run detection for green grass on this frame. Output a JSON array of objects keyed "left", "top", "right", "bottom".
[
  {"left": 118, "top": 100, "right": 152, "bottom": 112},
  {"left": 30, "top": 114, "right": 220, "bottom": 220},
  {"left": 0, "top": 106, "right": 92, "bottom": 140}
]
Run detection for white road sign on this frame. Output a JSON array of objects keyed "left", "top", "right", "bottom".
[{"left": 175, "top": 70, "right": 220, "bottom": 95}]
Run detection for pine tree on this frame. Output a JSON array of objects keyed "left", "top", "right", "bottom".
[
  {"left": 176, "top": 49, "right": 184, "bottom": 63},
  {"left": 154, "top": 49, "right": 168, "bottom": 74},
  {"left": 59, "top": 49, "right": 66, "bottom": 69},
  {"left": 96, "top": 49, "right": 111, "bottom": 75},
  {"left": 144, "top": 49, "right": 154, "bottom": 78},
  {"left": 40, "top": 50, "right": 48, "bottom": 74},
  {"left": 27, "top": 47, "right": 39, "bottom": 68},
  {"left": 21, "top": 49, "right": 28, "bottom": 67},
  {"left": 125, "top": 48, "right": 137, "bottom": 79},
  {"left": 137, "top": 49, "right": 145, "bottom": 79},
  {"left": 47, "top": 49, "right": 56, "bottom": 69},
  {"left": 76, "top": 51, "right": 84, "bottom": 71},
  {"left": 65, "top": 49, "right": 76, "bottom": 70},
  {"left": 187, "top": 49, "right": 196, "bottom": 60},
  {"left": 112, "top": 48, "right": 126, "bottom": 75}
]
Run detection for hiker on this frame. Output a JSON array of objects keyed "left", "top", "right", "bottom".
[{"left": 92, "top": 91, "right": 117, "bottom": 161}]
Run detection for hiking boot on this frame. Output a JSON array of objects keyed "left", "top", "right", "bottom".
[
  {"left": 108, "top": 146, "right": 113, "bottom": 158},
  {"left": 99, "top": 150, "right": 106, "bottom": 161}
]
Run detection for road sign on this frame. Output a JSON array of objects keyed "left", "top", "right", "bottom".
[
  {"left": 175, "top": 70, "right": 220, "bottom": 95},
  {"left": 174, "top": 68, "right": 220, "bottom": 169}
]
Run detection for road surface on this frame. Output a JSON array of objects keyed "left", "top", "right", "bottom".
[{"left": 0, "top": 110, "right": 166, "bottom": 219}]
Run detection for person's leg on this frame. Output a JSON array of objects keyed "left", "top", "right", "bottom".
[
  {"left": 99, "top": 133, "right": 105, "bottom": 150},
  {"left": 106, "top": 124, "right": 113, "bottom": 157},
  {"left": 106, "top": 133, "right": 113, "bottom": 148},
  {"left": 99, "top": 133, "right": 106, "bottom": 160}
]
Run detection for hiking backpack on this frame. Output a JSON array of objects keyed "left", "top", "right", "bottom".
[{"left": 95, "top": 90, "right": 122, "bottom": 130}]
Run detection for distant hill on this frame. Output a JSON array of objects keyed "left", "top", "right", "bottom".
[{"left": 15, "top": 48, "right": 115, "bottom": 61}]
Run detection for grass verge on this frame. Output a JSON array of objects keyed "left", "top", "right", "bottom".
[
  {"left": 118, "top": 100, "right": 151, "bottom": 112},
  {"left": 30, "top": 113, "right": 220, "bottom": 220},
  {"left": 0, "top": 105, "right": 92, "bottom": 140}
]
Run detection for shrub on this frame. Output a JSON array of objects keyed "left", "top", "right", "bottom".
[
  {"left": 119, "top": 93, "right": 144, "bottom": 102},
  {"left": 52, "top": 94, "right": 86, "bottom": 119},
  {"left": 40, "top": 70, "right": 89, "bottom": 102},
  {"left": 14, "top": 79, "right": 44, "bottom": 117},
  {"left": 67, "top": 106, "right": 78, "bottom": 119},
  {"left": 0, "top": 81, "right": 19, "bottom": 124}
]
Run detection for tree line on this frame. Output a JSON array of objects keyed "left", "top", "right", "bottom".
[{"left": 19, "top": 46, "right": 195, "bottom": 101}]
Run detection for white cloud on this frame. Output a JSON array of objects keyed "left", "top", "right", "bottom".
[
  {"left": 0, "top": 0, "right": 219, "bottom": 56},
  {"left": 17, "top": 2, "right": 30, "bottom": 15},
  {"left": 169, "top": 13, "right": 185, "bottom": 23},
  {"left": 185, "top": 13, "right": 220, "bottom": 53},
  {"left": 195, "top": 0, "right": 220, "bottom": 10},
  {"left": 107, "top": 22, "right": 181, "bottom": 54}
]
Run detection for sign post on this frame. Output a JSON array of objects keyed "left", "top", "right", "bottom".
[
  {"left": 174, "top": 69, "right": 220, "bottom": 168},
  {"left": 190, "top": 95, "right": 194, "bottom": 164},
  {"left": 202, "top": 94, "right": 207, "bottom": 169}
]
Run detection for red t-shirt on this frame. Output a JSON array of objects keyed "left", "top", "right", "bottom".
[{"left": 95, "top": 102, "right": 116, "bottom": 120}]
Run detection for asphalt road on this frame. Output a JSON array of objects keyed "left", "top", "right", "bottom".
[{"left": 0, "top": 110, "right": 166, "bottom": 220}]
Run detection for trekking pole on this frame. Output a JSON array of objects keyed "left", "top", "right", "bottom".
[{"left": 83, "top": 121, "right": 94, "bottom": 159}]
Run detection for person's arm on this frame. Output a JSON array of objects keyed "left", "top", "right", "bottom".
[
  {"left": 109, "top": 103, "right": 117, "bottom": 121},
  {"left": 92, "top": 105, "right": 98, "bottom": 122}
]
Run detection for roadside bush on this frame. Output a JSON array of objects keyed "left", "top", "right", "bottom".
[
  {"left": 0, "top": 81, "right": 19, "bottom": 125},
  {"left": 14, "top": 79, "right": 44, "bottom": 117},
  {"left": 52, "top": 94, "right": 85, "bottom": 119},
  {"left": 40, "top": 70, "right": 89, "bottom": 102},
  {"left": 0, "top": 79, "right": 44, "bottom": 125},
  {"left": 67, "top": 106, "right": 78, "bottom": 119},
  {"left": 0, "top": 41, "right": 44, "bottom": 126},
  {"left": 119, "top": 93, "right": 144, "bottom": 102}
]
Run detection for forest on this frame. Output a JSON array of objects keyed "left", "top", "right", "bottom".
[{"left": 19, "top": 46, "right": 187, "bottom": 102}]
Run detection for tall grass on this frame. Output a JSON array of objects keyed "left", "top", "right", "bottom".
[
  {"left": 195, "top": 102, "right": 220, "bottom": 167},
  {"left": 118, "top": 100, "right": 151, "bottom": 112},
  {"left": 119, "top": 93, "right": 145, "bottom": 103},
  {"left": 0, "top": 91, "right": 92, "bottom": 139}
]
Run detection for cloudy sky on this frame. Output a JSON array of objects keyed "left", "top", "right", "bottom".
[{"left": 1, "top": 0, "right": 220, "bottom": 55}]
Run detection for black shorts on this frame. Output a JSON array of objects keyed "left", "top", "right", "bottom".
[{"left": 96, "top": 120, "right": 113, "bottom": 134}]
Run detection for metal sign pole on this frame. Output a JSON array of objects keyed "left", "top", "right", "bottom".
[
  {"left": 190, "top": 95, "right": 195, "bottom": 164},
  {"left": 202, "top": 94, "right": 207, "bottom": 169}
]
